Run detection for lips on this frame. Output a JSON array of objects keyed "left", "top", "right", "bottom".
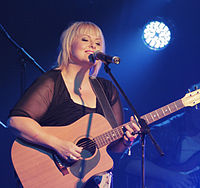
[{"left": 85, "top": 50, "right": 94, "bottom": 54}]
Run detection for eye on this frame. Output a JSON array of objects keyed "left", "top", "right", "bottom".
[
  {"left": 82, "top": 38, "right": 88, "bottom": 42},
  {"left": 96, "top": 42, "right": 101, "bottom": 46}
]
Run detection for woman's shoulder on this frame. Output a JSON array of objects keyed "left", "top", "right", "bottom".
[
  {"left": 35, "top": 69, "right": 61, "bottom": 82},
  {"left": 30, "top": 69, "right": 62, "bottom": 89},
  {"left": 40, "top": 69, "right": 61, "bottom": 78}
]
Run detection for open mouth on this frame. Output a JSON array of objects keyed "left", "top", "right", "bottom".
[{"left": 85, "top": 50, "right": 94, "bottom": 54}]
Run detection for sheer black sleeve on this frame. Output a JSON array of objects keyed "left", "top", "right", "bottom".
[{"left": 9, "top": 72, "right": 55, "bottom": 122}]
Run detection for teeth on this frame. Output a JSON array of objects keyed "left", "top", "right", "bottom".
[{"left": 86, "top": 51, "right": 93, "bottom": 54}]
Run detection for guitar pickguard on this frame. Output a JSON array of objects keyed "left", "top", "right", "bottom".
[{"left": 70, "top": 149, "right": 100, "bottom": 179}]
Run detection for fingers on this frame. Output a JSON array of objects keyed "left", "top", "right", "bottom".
[
  {"left": 73, "top": 149, "right": 83, "bottom": 159},
  {"left": 74, "top": 144, "right": 83, "bottom": 153},
  {"left": 57, "top": 141, "right": 83, "bottom": 161},
  {"left": 68, "top": 145, "right": 83, "bottom": 160},
  {"left": 130, "top": 116, "right": 140, "bottom": 131},
  {"left": 123, "top": 116, "right": 140, "bottom": 144}
]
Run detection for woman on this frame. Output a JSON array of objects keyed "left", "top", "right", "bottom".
[{"left": 7, "top": 21, "right": 139, "bottom": 187}]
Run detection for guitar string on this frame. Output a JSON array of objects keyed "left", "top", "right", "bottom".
[
  {"left": 72, "top": 119, "right": 143, "bottom": 149},
  {"left": 76, "top": 127, "right": 124, "bottom": 149},
  {"left": 77, "top": 138, "right": 113, "bottom": 148},
  {"left": 77, "top": 132, "right": 123, "bottom": 149},
  {"left": 77, "top": 138, "right": 112, "bottom": 148}
]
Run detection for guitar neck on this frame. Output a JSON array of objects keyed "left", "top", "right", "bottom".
[
  {"left": 141, "top": 98, "right": 184, "bottom": 125},
  {"left": 94, "top": 98, "right": 184, "bottom": 149}
]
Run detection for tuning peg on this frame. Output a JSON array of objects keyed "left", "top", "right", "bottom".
[
  {"left": 188, "top": 89, "right": 191, "bottom": 93},
  {"left": 195, "top": 85, "right": 198, "bottom": 90},
  {"left": 195, "top": 105, "right": 199, "bottom": 110}
]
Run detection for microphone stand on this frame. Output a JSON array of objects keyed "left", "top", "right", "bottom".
[
  {"left": 0, "top": 24, "right": 46, "bottom": 96},
  {"left": 103, "top": 62, "right": 164, "bottom": 188}
]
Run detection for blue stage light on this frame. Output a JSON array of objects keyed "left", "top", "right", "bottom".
[{"left": 143, "top": 21, "right": 171, "bottom": 50}]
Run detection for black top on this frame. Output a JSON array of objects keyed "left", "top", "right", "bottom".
[{"left": 9, "top": 69, "right": 123, "bottom": 127}]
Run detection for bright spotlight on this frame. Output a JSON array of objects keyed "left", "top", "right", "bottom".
[{"left": 143, "top": 21, "right": 171, "bottom": 50}]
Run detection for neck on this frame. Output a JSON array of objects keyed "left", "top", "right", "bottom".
[{"left": 61, "top": 64, "right": 91, "bottom": 90}]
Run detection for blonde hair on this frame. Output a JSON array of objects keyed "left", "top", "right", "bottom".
[{"left": 57, "top": 21, "right": 105, "bottom": 77}]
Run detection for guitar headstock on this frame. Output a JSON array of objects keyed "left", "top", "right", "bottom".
[{"left": 182, "top": 88, "right": 200, "bottom": 107}]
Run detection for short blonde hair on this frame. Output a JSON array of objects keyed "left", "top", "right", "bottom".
[{"left": 57, "top": 21, "right": 105, "bottom": 77}]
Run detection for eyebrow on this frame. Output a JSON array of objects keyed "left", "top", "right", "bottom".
[{"left": 81, "top": 34, "right": 102, "bottom": 40}]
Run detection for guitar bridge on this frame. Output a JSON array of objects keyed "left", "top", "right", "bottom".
[{"left": 52, "top": 153, "right": 71, "bottom": 176}]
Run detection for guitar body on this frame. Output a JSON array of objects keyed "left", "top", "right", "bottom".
[{"left": 11, "top": 113, "right": 114, "bottom": 188}]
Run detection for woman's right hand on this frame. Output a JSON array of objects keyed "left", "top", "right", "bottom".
[{"left": 53, "top": 139, "right": 83, "bottom": 161}]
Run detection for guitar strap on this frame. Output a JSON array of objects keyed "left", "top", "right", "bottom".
[{"left": 89, "top": 76, "right": 118, "bottom": 129}]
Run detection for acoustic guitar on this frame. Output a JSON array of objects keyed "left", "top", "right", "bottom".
[{"left": 11, "top": 89, "right": 200, "bottom": 188}]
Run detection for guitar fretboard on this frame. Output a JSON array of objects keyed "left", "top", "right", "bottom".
[
  {"left": 141, "top": 99, "right": 184, "bottom": 125},
  {"left": 94, "top": 99, "right": 184, "bottom": 148}
]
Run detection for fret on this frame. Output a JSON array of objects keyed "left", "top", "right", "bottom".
[
  {"left": 94, "top": 136, "right": 101, "bottom": 148},
  {"left": 117, "top": 126, "right": 124, "bottom": 137},
  {"left": 115, "top": 126, "right": 123, "bottom": 139},
  {"left": 108, "top": 130, "right": 114, "bottom": 142},
  {"left": 114, "top": 128, "right": 120, "bottom": 139},
  {"left": 149, "top": 112, "right": 155, "bottom": 121},
  {"left": 175, "top": 99, "right": 184, "bottom": 109},
  {"left": 102, "top": 133, "right": 108, "bottom": 145},
  {"left": 167, "top": 105, "right": 172, "bottom": 112},
  {"left": 144, "top": 113, "right": 154, "bottom": 124},
  {"left": 98, "top": 135, "right": 105, "bottom": 147},
  {"left": 115, "top": 127, "right": 120, "bottom": 138},
  {"left": 115, "top": 127, "right": 123, "bottom": 139},
  {"left": 168, "top": 102, "right": 177, "bottom": 113},
  {"left": 98, "top": 136, "right": 104, "bottom": 148},
  {"left": 162, "top": 105, "right": 171, "bottom": 115},
  {"left": 104, "top": 132, "right": 111, "bottom": 144},
  {"left": 143, "top": 115, "right": 150, "bottom": 125},
  {"left": 107, "top": 131, "right": 113, "bottom": 143},
  {"left": 100, "top": 134, "right": 106, "bottom": 146},
  {"left": 156, "top": 108, "right": 165, "bottom": 119},
  {"left": 161, "top": 107, "right": 165, "bottom": 116},
  {"left": 174, "top": 101, "right": 178, "bottom": 110},
  {"left": 150, "top": 111, "right": 159, "bottom": 121},
  {"left": 155, "top": 110, "right": 160, "bottom": 119},
  {"left": 111, "top": 129, "right": 117, "bottom": 141}
]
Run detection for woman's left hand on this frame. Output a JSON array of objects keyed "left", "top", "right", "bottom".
[{"left": 123, "top": 116, "right": 140, "bottom": 146}]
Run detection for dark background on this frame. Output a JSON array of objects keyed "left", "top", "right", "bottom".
[{"left": 0, "top": 0, "right": 200, "bottom": 187}]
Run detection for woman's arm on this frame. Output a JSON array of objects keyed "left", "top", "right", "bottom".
[{"left": 8, "top": 116, "right": 82, "bottom": 160}]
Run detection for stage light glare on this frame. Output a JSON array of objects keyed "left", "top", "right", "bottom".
[{"left": 143, "top": 21, "right": 171, "bottom": 50}]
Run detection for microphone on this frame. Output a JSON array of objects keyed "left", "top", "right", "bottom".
[{"left": 89, "top": 50, "right": 120, "bottom": 65}]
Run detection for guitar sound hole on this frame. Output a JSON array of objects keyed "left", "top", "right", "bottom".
[{"left": 77, "top": 138, "right": 96, "bottom": 159}]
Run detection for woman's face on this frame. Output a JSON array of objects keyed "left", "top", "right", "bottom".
[{"left": 70, "top": 28, "right": 104, "bottom": 67}]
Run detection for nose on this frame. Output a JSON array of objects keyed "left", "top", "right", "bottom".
[{"left": 90, "top": 41, "right": 96, "bottom": 49}]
